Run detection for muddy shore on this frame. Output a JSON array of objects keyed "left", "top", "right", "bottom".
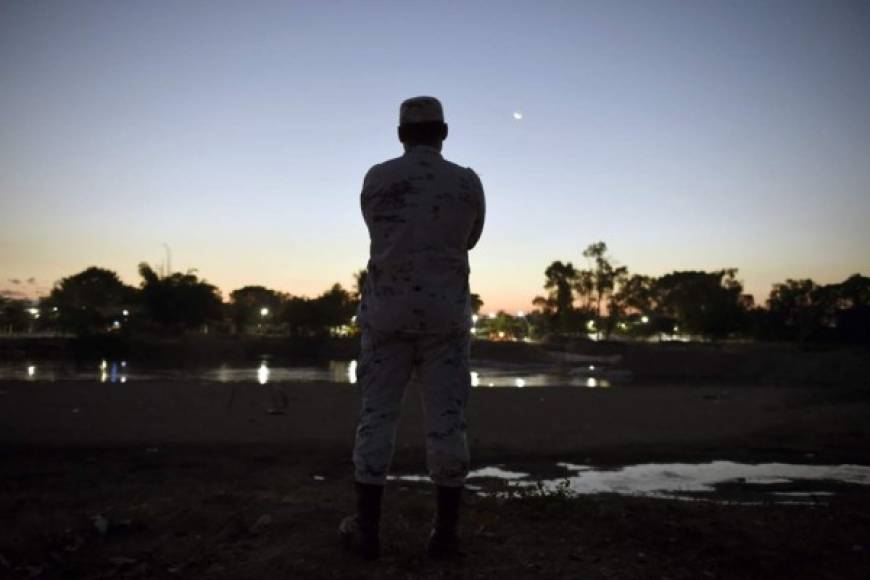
[
  {"left": 1, "top": 379, "right": 868, "bottom": 463},
  {"left": 1, "top": 376, "right": 869, "bottom": 578}
]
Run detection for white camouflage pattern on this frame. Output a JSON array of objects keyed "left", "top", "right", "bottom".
[
  {"left": 352, "top": 119, "right": 485, "bottom": 486},
  {"left": 353, "top": 327, "right": 471, "bottom": 487},
  {"left": 357, "top": 145, "right": 485, "bottom": 335}
]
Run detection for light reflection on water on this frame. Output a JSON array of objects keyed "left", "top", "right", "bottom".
[
  {"left": 257, "top": 361, "right": 270, "bottom": 385},
  {"left": 2, "top": 359, "right": 624, "bottom": 388},
  {"left": 392, "top": 461, "right": 870, "bottom": 504}
]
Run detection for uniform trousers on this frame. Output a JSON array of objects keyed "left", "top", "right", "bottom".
[{"left": 352, "top": 327, "right": 471, "bottom": 487}]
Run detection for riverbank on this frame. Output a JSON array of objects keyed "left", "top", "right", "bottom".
[
  {"left": 2, "top": 379, "right": 869, "bottom": 578},
  {"left": 2, "top": 445, "right": 868, "bottom": 579},
  {"left": 1, "top": 380, "right": 868, "bottom": 462}
]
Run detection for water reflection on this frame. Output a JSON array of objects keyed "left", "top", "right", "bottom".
[
  {"left": 98, "top": 360, "right": 127, "bottom": 384},
  {"left": 346, "top": 360, "right": 358, "bottom": 384},
  {"left": 1, "top": 360, "right": 628, "bottom": 388},
  {"left": 470, "top": 367, "right": 614, "bottom": 388},
  {"left": 257, "top": 361, "right": 270, "bottom": 385}
]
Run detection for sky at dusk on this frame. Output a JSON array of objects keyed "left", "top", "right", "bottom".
[{"left": 2, "top": 0, "right": 869, "bottom": 312}]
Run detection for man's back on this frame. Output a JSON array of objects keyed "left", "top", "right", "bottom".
[
  {"left": 343, "top": 96, "right": 483, "bottom": 561},
  {"left": 358, "top": 145, "right": 485, "bottom": 335}
]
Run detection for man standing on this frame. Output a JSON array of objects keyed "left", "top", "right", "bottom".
[{"left": 340, "top": 96, "right": 485, "bottom": 560}]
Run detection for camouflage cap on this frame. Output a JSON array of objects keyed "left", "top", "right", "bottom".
[{"left": 399, "top": 96, "right": 444, "bottom": 125}]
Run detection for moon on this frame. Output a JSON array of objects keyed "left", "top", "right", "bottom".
[{"left": 513, "top": 111, "right": 523, "bottom": 120}]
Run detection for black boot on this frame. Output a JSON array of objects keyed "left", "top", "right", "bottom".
[
  {"left": 427, "top": 485, "right": 463, "bottom": 559},
  {"left": 339, "top": 482, "right": 383, "bottom": 561}
]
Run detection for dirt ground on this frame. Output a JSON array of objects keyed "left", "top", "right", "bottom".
[{"left": 1, "top": 377, "right": 869, "bottom": 578}]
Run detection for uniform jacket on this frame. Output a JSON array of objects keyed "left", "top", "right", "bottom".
[{"left": 357, "top": 145, "right": 485, "bottom": 334}]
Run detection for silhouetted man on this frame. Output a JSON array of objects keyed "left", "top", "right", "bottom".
[{"left": 340, "top": 96, "right": 485, "bottom": 560}]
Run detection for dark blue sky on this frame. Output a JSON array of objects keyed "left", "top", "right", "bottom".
[{"left": 2, "top": 0, "right": 868, "bottom": 309}]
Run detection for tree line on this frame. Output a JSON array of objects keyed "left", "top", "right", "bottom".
[
  {"left": 2, "top": 246, "right": 867, "bottom": 344},
  {"left": 525, "top": 241, "right": 869, "bottom": 343},
  {"left": 0, "top": 264, "right": 365, "bottom": 337}
]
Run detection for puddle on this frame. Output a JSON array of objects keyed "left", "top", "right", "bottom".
[
  {"left": 469, "top": 466, "right": 529, "bottom": 480},
  {"left": 389, "top": 467, "right": 530, "bottom": 487},
  {"left": 391, "top": 461, "right": 870, "bottom": 505}
]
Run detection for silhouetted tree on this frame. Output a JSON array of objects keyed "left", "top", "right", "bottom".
[
  {"left": 766, "top": 278, "right": 821, "bottom": 341},
  {"left": 562, "top": 242, "right": 628, "bottom": 338},
  {"left": 581, "top": 242, "right": 627, "bottom": 321},
  {"left": 653, "top": 269, "right": 746, "bottom": 337},
  {"left": 573, "top": 269, "right": 595, "bottom": 311},
  {"left": 228, "top": 285, "right": 285, "bottom": 334},
  {"left": 281, "top": 283, "right": 355, "bottom": 336},
  {"left": 0, "top": 296, "right": 30, "bottom": 333},
  {"left": 470, "top": 292, "right": 484, "bottom": 315},
  {"left": 138, "top": 263, "right": 223, "bottom": 333},
  {"left": 775, "top": 274, "right": 870, "bottom": 343},
  {"left": 43, "top": 267, "right": 136, "bottom": 334},
  {"left": 315, "top": 283, "right": 356, "bottom": 330},
  {"left": 614, "top": 274, "right": 655, "bottom": 314},
  {"left": 831, "top": 274, "right": 870, "bottom": 343},
  {"left": 612, "top": 274, "right": 656, "bottom": 336},
  {"left": 281, "top": 296, "right": 317, "bottom": 336},
  {"left": 542, "top": 261, "right": 577, "bottom": 333}
]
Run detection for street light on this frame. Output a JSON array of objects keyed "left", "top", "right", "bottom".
[{"left": 260, "top": 307, "right": 269, "bottom": 317}]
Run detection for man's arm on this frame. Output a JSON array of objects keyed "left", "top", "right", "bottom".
[
  {"left": 467, "top": 169, "right": 485, "bottom": 250},
  {"left": 360, "top": 166, "right": 377, "bottom": 217}
]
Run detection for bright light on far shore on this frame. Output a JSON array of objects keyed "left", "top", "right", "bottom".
[
  {"left": 513, "top": 111, "right": 523, "bottom": 120},
  {"left": 260, "top": 307, "right": 269, "bottom": 317}
]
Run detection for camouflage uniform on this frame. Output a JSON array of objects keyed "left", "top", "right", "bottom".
[{"left": 354, "top": 97, "right": 485, "bottom": 487}]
